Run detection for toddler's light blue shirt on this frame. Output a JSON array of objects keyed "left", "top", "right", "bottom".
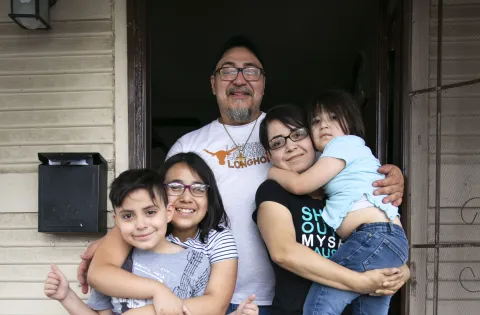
[{"left": 320, "top": 135, "right": 399, "bottom": 230}]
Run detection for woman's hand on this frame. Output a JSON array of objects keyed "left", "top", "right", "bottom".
[
  {"left": 373, "top": 164, "right": 404, "bottom": 206},
  {"left": 372, "top": 264, "right": 410, "bottom": 296},
  {"left": 355, "top": 267, "right": 405, "bottom": 294}
]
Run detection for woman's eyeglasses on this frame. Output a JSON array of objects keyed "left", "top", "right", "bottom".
[
  {"left": 268, "top": 128, "right": 309, "bottom": 150},
  {"left": 164, "top": 182, "right": 209, "bottom": 197}
]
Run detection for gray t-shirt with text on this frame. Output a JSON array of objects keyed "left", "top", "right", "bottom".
[{"left": 87, "top": 247, "right": 211, "bottom": 314}]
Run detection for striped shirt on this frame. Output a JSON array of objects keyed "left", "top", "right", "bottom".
[{"left": 167, "top": 228, "right": 238, "bottom": 264}]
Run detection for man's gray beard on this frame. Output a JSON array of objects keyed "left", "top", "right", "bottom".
[{"left": 225, "top": 108, "right": 253, "bottom": 124}]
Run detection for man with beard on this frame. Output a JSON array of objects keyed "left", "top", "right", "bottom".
[{"left": 166, "top": 36, "right": 275, "bottom": 314}]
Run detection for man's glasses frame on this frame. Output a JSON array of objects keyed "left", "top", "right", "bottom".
[{"left": 214, "top": 66, "right": 265, "bottom": 82}]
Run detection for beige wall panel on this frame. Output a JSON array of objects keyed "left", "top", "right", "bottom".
[
  {"left": 427, "top": 263, "right": 480, "bottom": 280},
  {"left": 428, "top": 83, "right": 480, "bottom": 97},
  {"left": 0, "top": 91, "right": 113, "bottom": 111},
  {"left": 429, "top": 135, "right": 480, "bottom": 154},
  {"left": 0, "top": 126, "right": 113, "bottom": 145},
  {"left": 0, "top": 55, "right": 113, "bottom": 75},
  {"left": 430, "top": 42, "right": 480, "bottom": 60},
  {"left": 430, "top": 22, "right": 480, "bottom": 41},
  {"left": 0, "top": 282, "right": 87, "bottom": 299},
  {"left": 0, "top": 0, "right": 112, "bottom": 23},
  {"left": 0, "top": 264, "right": 79, "bottom": 282},
  {"left": 0, "top": 213, "right": 38, "bottom": 229},
  {"left": 428, "top": 225, "right": 480, "bottom": 242},
  {"left": 0, "top": 109, "right": 112, "bottom": 128},
  {"left": 0, "top": 37, "right": 113, "bottom": 57},
  {"left": 2, "top": 247, "right": 88, "bottom": 264},
  {"left": 0, "top": 230, "right": 101, "bottom": 247},
  {"left": 426, "top": 281, "right": 480, "bottom": 299},
  {"left": 430, "top": 97, "right": 480, "bottom": 116},
  {"left": 428, "top": 163, "right": 480, "bottom": 207},
  {"left": 0, "top": 212, "right": 115, "bottom": 229},
  {"left": 0, "top": 73, "right": 113, "bottom": 92},
  {"left": 1, "top": 300, "right": 82, "bottom": 315},
  {"left": 1, "top": 171, "right": 115, "bottom": 212},
  {"left": 428, "top": 247, "right": 480, "bottom": 261},
  {"left": 431, "top": 3, "right": 480, "bottom": 20},
  {"left": 50, "top": 0, "right": 112, "bottom": 21},
  {"left": 0, "top": 144, "right": 114, "bottom": 165},
  {"left": 427, "top": 208, "right": 480, "bottom": 224},
  {"left": 0, "top": 173, "right": 37, "bottom": 212},
  {"left": 432, "top": 0, "right": 480, "bottom": 5},
  {"left": 429, "top": 116, "right": 480, "bottom": 135},
  {"left": 0, "top": 20, "right": 112, "bottom": 38},
  {"left": 426, "top": 301, "right": 480, "bottom": 315},
  {"left": 430, "top": 60, "right": 480, "bottom": 80}
]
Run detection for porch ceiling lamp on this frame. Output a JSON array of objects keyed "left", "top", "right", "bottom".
[{"left": 9, "top": 0, "right": 58, "bottom": 30}]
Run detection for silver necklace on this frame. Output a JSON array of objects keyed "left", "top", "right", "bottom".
[{"left": 222, "top": 117, "right": 259, "bottom": 162}]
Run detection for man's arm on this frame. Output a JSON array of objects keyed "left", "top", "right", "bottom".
[
  {"left": 257, "top": 201, "right": 406, "bottom": 294},
  {"left": 373, "top": 164, "right": 404, "bottom": 206}
]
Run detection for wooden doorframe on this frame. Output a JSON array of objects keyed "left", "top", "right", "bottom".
[
  {"left": 376, "top": 0, "right": 411, "bottom": 314},
  {"left": 127, "top": 0, "right": 151, "bottom": 169}
]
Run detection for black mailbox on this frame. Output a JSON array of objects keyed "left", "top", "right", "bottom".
[{"left": 38, "top": 152, "right": 108, "bottom": 233}]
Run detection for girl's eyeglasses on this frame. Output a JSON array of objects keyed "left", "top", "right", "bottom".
[{"left": 164, "top": 182, "right": 209, "bottom": 197}]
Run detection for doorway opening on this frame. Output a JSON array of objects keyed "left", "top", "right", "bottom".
[
  {"left": 127, "top": 0, "right": 407, "bottom": 313},
  {"left": 146, "top": 1, "right": 387, "bottom": 170}
]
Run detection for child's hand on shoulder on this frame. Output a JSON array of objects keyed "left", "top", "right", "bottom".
[
  {"left": 44, "top": 264, "right": 70, "bottom": 301},
  {"left": 235, "top": 294, "right": 259, "bottom": 315}
]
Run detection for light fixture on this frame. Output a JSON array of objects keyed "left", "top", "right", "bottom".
[{"left": 9, "top": 0, "right": 58, "bottom": 30}]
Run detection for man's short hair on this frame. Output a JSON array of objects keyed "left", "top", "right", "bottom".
[
  {"left": 109, "top": 169, "right": 167, "bottom": 212},
  {"left": 212, "top": 35, "right": 265, "bottom": 72}
]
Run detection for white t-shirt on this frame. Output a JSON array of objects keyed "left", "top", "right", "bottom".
[{"left": 166, "top": 112, "right": 275, "bottom": 305}]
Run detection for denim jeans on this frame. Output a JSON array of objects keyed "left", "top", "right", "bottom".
[
  {"left": 303, "top": 222, "right": 409, "bottom": 315},
  {"left": 227, "top": 303, "right": 271, "bottom": 315}
]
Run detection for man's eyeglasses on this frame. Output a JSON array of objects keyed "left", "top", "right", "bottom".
[
  {"left": 268, "top": 128, "right": 309, "bottom": 150},
  {"left": 214, "top": 67, "right": 265, "bottom": 82},
  {"left": 164, "top": 182, "right": 209, "bottom": 197}
]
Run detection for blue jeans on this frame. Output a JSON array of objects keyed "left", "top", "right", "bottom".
[
  {"left": 227, "top": 303, "right": 271, "bottom": 315},
  {"left": 303, "top": 222, "right": 409, "bottom": 315}
]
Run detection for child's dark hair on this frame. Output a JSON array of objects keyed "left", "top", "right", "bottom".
[
  {"left": 109, "top": 169, "right": 167, "bottom": 211},
  {"left": 308, "top": 90, "right": 365, "bottom": 139},
  {"left": 259, "top": 104, "right": 309, "bottom": 152},
  {"left": 158, "top": 152, "right": 230, "bottom": 243}
]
